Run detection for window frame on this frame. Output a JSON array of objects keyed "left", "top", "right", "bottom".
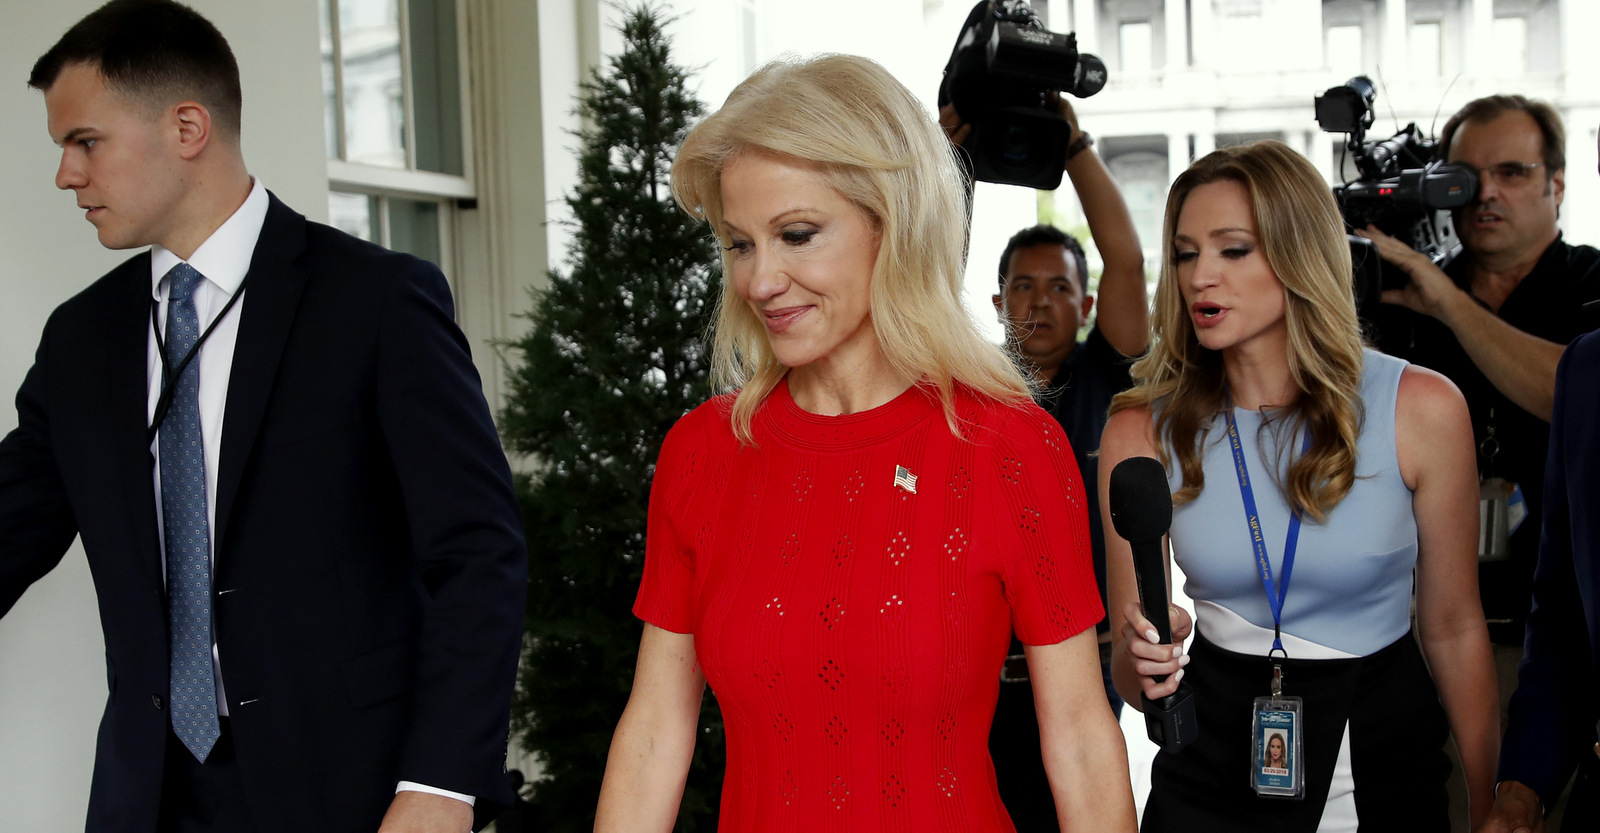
[
  {"left": 1407, "top": 18, "right": 1444, "bottom": 78},
  {"left": 1118, "top": 20, "right": 1155, "bottom": 74},
  {"left": 323, "top": 0, "right": 474, "bottom": 189},
  {"left": 321, "top": 0, "right": 473, "bottom": 279},
  {"left": 328, "top": 187, "right": 457, "bottom": 274},
  {"left": 1491, "top": 14, "right": 1530, "bottom": 74}
]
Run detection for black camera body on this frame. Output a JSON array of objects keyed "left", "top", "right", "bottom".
[
  {"left": 1314, "top": 77, "right": 1479, "bottom": 314},
  {"left": 940, "top": 0, "right": 1107, "bottom": 190}
]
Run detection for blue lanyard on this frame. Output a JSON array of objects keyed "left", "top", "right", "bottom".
[{"left": 1223, "top": 408, "right": 1311, "bottom": 659}]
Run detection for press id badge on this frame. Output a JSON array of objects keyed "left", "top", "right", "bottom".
[
  {"left": 1227, "top": 411, "right": 1308, "bottom": 800},
  {"left": 1251, "top": 694, "right": 1304, "bottom": 799}
]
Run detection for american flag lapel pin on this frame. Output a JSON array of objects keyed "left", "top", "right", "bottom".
[{"left": 894, "top": 465, "right": 918, "bottom": 494}]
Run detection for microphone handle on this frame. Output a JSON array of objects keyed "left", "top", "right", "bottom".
[{"left": 1128, "top": 537, "right": 1173, "bottom": 683}]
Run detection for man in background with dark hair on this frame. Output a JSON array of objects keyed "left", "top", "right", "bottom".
[
  {"left": 944, "top": 97, "right": 1148, "bottom": 832},
  {"left": 1360, "top": 95, "right": 1600, "bottom": 723},
  {"left": 0, "top": 2, "right": 526, "bottom": 831},
  {"left": 991, "top": 220, "right": 1148, "bottom": 686}
]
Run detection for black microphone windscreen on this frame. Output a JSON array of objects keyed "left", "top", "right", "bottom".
[{"left": 1109, "top": 456, "right": 1173, "bottom": 543}]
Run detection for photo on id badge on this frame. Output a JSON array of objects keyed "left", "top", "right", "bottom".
[{"left": 1253, "top": 706, "right": 1300, "bottom": 797}]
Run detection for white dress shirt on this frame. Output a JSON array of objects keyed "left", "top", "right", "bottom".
[{"left": 146, "top": 178, "right": 472, "bottom": 806}]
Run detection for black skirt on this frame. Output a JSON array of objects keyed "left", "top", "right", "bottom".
[{"left": 1140, "top": 630, "right": 1451, "bottom": 833}]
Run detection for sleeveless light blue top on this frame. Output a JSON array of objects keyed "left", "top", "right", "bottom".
[{"left": 1167, "top": 350, "right": 1416, "bottom": 657}]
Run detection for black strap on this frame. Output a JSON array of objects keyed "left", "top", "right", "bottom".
[{"left": 148, "top": 279, "right": 248, "bottom": 442}]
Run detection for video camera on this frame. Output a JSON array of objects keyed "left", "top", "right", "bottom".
[
  {"left": 939, "top": 0, "right": 1107, "bottom": 190},
  {"left": 1314, "top": 76, "right": 1478, "bottom": 312}
]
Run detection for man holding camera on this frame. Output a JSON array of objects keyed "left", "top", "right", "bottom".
[
  {"left": 943, "top": 98, "right": 1147, "bottom": 833},
  {"left": 1360, "top": 93, "right": 1600, "bottom": 775}
]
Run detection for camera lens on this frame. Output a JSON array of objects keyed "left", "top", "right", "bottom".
[
  {"left": 971, "top": 108, "right": 1069, "bottom": 190},
  {"left": 1001, "top": 125, "right": 1037, "bottom": 164}
]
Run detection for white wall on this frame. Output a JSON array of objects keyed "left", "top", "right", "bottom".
[{"left": 0, "top": 2, "right": 328, "bottom": 828}]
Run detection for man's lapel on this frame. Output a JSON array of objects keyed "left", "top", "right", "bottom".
[
  {"left": 108, "top": 253, "right": 166, "bottom": 593},
  {"left": 214, "top": 195, "right": 310, "bottom": 552}
]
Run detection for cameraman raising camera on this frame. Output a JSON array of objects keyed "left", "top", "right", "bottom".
[
  {"left": 943, "top": 96, "right": 1148, "bottom": 833},
  {"left": 1360, "top": 95, "right": 1600, "bottom": 713}
]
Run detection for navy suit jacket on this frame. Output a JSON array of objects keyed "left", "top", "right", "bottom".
[
  {"left": 0, "top": 195, "right": 527, "bottom": 832},
  {"left": 1499, "top": 328, "right": 1600, "bottom": 805}
]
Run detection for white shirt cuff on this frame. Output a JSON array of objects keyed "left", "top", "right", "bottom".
[{"left": 396, "top": 781, "right": 476, "bottom": 807}]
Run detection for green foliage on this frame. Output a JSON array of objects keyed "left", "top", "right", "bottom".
[{"left": 499, "top": 6, "right": 723, "bottom": 829}]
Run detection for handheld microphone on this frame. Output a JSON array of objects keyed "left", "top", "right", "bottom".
[{"left": 1108, "top": 456, "right": 1196, "bottom": 753}]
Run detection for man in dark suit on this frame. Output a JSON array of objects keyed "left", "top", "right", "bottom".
[
  {"left": 1483, "top": 327, "right": 1600, "bottom": 832},
  {"left": 0, "top": 2, "right": 527, "bottom": 831}
]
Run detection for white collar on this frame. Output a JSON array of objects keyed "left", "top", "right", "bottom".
[{"left": 149, "top": 178, "right": 270, "bottom": 300}]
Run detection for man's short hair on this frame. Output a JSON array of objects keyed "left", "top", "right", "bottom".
[
  {"left": 1441, "top": 94, "right": 1565, "bottom": 174},
  {"left": 28, "top": 0, "right": 243, "bottom": 137},
  {"left": 998, "top": 224, "right": 1090, "bottom": 293}
]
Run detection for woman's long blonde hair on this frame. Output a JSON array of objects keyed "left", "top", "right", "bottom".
[
  {"left": 670, "top": 54, "right": 1030, "bottom": 442},
  {"left": 1110, "top": 141, "right": 1366, "bottom": 522}
]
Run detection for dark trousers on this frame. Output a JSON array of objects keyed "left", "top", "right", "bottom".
[
  {"left": 1552, "top": 754, "right": 1599, "bottom": 831},
  {"left": 157, "top": 718, "right": 260, "bottom": 833},
  {"left": 990, "top": 650, "right": 1124, "bottom": 833},
  {"left": 1141, "top": 632, "right": 1449, "bottom": 833}
]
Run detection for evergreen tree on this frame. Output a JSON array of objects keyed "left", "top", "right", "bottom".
[{"left": 499, "top": 6, "right": 723, "bottom": 829}]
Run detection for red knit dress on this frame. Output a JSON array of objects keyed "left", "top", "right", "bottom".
[{"left": 634, "top": 379, "right": 1102, "bottom": 832}]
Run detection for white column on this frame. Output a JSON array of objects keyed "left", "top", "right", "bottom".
[
  {"left": 1309, "top": 130, "right": 1336, "bottom": 183},
  {"left": 1189, "top": 0, "right": 1215, "bottom": 70},
  {"left": 1562, "top": 0, "right": 1600, "bottom": 102},
  {"left": 1075, "top": 0, "right": 1100, "bottom": 53},
  {"left": 578, "top": 0, "right": 604, "bottom": 90},
  {"left": 1164, "top": 0, "right": 1188, "bottom": 70},
  {"left": 1469, "top": 0, "right": 1494, "bottom": 79},
  {"left": 537, "top": 0, "right": 590, "bottom": 269},
  {"left": 1286, "top": 129, "right": 1311, "bottom": 160},
  {"left": 1557, "top": 0, "right": 1600, "bottom": 236},
  {"left": 1560, "top": 113, "right": 1600, "bottom": 239},
  {"left": 1194, "top": 130, "right": 1216, "bottom": 160},
  {"left": 1047, "top": 0, "right": 1071, "bottom": 33},
  {"left": 1169, "top": 131, "right": 1190, "bottom": 187},
  {"left": 1380, "top": 0, "right": 1407, "bottom": 80}
]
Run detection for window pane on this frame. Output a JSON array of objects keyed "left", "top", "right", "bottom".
[
  {"left": 1493, "top": 16, "right": 1527, "bottom": 73},
  {"left": 1106, "top": 150, "right": 1167, "bottom": 255},
  {"left": 1221, "top": 15, "right": 1264, "bottom": 71},
  {"left": 1325, "top": 25, "right": 1363, "bottom": 78},
  {"left": 388, "top": 198, "right": 442, "bottom": 266},
  {"left": 329, "top": 191, "right": 379, "bottom": 242},
  {"left": 741, "top": 3, "right": 757, "bottom": 74},
  {"left": 408, "top": 0, "right": 464, "bottom": 175},
  {"left": 320, "top": 0, "right": 340, "bottom": 159},
  {"left": 340, "top": 0, "right": 407, "bottom": 168},
  {"left": 1409, "top": 22, "right": 1441, "bottom": 77},
  {"left": 1120, "top": 22, "right": 1153, "bottom": 74}
]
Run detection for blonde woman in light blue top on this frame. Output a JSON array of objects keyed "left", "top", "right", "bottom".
[{"left": 1100, "top": 141, "right": 1498, "bottom": 832}]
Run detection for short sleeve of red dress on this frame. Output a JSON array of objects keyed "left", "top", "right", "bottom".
[
  {"left": 987, "top": 402, "right": 1104, "bottom": 646},
  {"left": 632, "top": 407, "right": 705, "bottom": 634}
]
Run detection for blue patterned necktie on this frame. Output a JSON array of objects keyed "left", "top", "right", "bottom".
[{"left": 159, "top": 262, "right": 221, "bottom": 762}]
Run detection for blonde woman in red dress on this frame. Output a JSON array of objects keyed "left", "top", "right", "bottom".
[{"left": 592, "top": 54, "right": 1136, "bottom": 833}]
